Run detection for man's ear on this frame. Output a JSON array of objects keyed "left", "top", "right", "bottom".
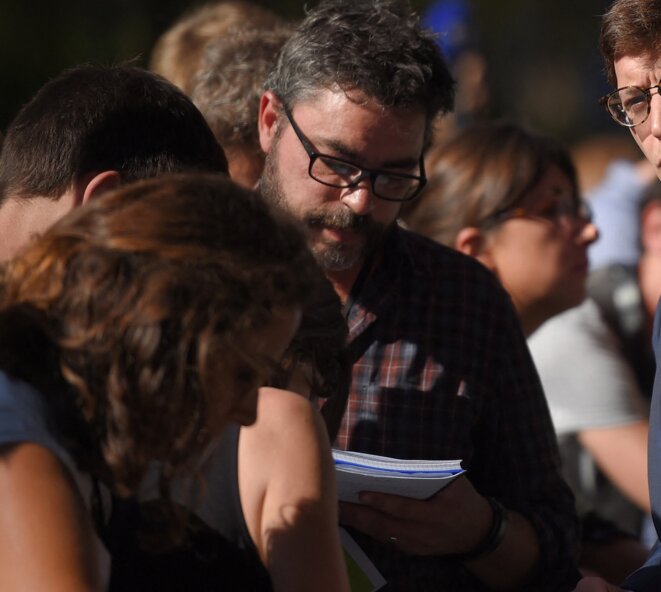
[
  {"left": 258, "top": 91, "right": 282, "bottom": 153},
  {"left": 454, "top": 226, "right": 495, "bottom": 269},
  {"left": 73, "top": 171, "right": 121, "bottom": 206}
]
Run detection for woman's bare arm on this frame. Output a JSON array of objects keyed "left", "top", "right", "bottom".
[
  {"left": 0, "top": 443, "right": 104, "bottom": 592},
  {"left": 239, "top": 387, "right": 350, "bottom": 592},
  {"left": 579, "top": 420, "right": 650, "bottom": 512}
]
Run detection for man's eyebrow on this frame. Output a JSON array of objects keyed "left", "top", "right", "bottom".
[{"left": 321, "top": 138, "right": 420, "bottom": 170}]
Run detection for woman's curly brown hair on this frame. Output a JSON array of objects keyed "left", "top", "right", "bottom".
[{"left": 0, "top": 173, "right": 316, "bottom": 497}]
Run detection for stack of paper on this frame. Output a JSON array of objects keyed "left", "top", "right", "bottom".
[{"left": 333, "top": 450, "right": 464, "bottom": 503}]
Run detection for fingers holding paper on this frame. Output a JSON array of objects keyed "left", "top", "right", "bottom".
[
  {"left": 340, "top": 475, "right": 544, "bottom": 589},
  {"left": 338, "top": 475, "right": 493, "bottom": 556}
]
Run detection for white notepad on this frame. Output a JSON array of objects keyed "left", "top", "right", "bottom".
[{"left": 333, "top": 450, "right": 464, "bottom": 503}]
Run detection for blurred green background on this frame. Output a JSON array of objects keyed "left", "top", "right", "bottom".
[{"left": 0, "top": 0, "right": 628, "bottom": 146}]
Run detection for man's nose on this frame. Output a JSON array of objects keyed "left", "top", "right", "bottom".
[
  {"left": 650, "top": 90, "right": 661, "bottom": 139},
  {"left": 340, "top": 182, "right": 375, "bottom": 216},
  {"left": 576, "top": 219, "right": 599, "bottom": 246}
]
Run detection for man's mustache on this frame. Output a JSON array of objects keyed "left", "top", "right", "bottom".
[{"left": 305, "top": 209, "right": 369, "bottom": 231}]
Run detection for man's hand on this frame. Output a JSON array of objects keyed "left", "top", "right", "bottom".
[
  {"left": 572, "top": 576, "right": 629, "bottom": 592},
  {"left": 337, "top": 475, "right": 492, "bottom": 556}
]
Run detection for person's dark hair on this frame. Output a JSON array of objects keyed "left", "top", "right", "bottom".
[
  {"left": 600, "top": 0, "right": 661, "bottom": 86},
  {"left": 150, "top": 0, "right": 284, "bottom": 94},
  {"left": 192, "top": 25, "right": 293, "bottom": 157},
  {"left": 268, "top": 265, "right": 350, "bottom": 442},
  {"left": 0, "top": 65, "right": 227, "bottom": 205},
  {"left": 263, "top": 0, "right": 455, "bottom": 135},
  {"left": 0, "top": 173, "right": 317, "bottom": 497},
  {"left": 402, "top": 121, "right": 579, "bottom": 246}
]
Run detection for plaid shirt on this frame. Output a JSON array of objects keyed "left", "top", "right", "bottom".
[{"left": 336, "top": 226, "right": 581, "bottom": 591}]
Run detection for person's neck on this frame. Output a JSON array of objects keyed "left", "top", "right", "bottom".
[
  {"left": 520, "top": 312, "right": 546, "bottom": 338},
  {"left": 513, "top": 298, "right": 551, "bottom": 338},
  {"left": 325, "top": 266, "right": 363, "bottom": 305},
  {"left": 0, "top": 195, "right": 73, "bottom": 261}
]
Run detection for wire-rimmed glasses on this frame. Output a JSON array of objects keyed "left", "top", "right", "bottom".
[{"left": 599, "top": 83, "right": 661, "bottom": 127}]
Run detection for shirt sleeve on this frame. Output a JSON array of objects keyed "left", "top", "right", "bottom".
[
  {"left": 472, "top": 285, "right": 582, "bottom": 591},
  {"left": 529, "top": 300, "right": 647, "bottom": 435}
]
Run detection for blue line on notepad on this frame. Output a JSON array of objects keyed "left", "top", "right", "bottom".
[{"left": 334, "top": 459, "right": 463, "bottom": 476}]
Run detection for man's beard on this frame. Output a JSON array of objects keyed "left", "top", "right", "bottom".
[{"left": 259, "top": 152, "right": 387, "bottom": 272}]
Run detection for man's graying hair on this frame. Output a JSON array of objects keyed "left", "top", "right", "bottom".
[{"left": 263, "top": 0, "right": 455, "bottom": 133}]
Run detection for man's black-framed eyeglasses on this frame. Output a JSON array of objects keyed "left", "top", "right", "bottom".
[
  {"left": 599, "top": 82, "right": 661, "bottom": 128},
  {"left": 281, "top": 103, "right": 426, "bottom": 202}
]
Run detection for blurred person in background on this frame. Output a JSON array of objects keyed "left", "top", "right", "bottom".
[
  {"left": 422, "top": 0, "right": 491, "bottom": 142},
  {"left": 149, "top": 0, "right": 283, "bottom": 95},
  {"left": 570, "top": 132, "right": 655, "bottom": 272},
  {"left": 191, "top": 25, "right": 293, "bottom": 187},
  {"left": 403, "top": 121, "right": 598, "bottom": 333}
]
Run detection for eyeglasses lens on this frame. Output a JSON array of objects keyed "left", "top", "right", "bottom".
[
  {"left": 310, "top": 156, "right": 422, "bottom": 201},
  {"left": 608, "top": 87, "right": 650, "bottom": 127}
]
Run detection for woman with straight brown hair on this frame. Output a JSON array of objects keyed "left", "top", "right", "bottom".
[{"left": 405, "top": 121, "right": 597, "bottom": 335}]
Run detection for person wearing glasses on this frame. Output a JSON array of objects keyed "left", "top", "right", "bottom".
[
  {"left": 573, "top": 0, "right": 661, "bottom": 591},
  {"left": 257, "top": 1, "right": 581, "bottom": 590},
  {"left": 403, "top": 120, "right": 654, "bottom": 585},
  {"left": 403, "top": 121, "right": 598, "bottom": 337}
]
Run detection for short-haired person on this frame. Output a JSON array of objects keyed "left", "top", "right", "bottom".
[
  {"left": 150, "top": 0, "right": 283, "bottom": 95},
  {"left": 191, "top": 25, "right": 293, "bottom": 187},
  {"left": 0, "top": 173, "right": 310, "bottom": 590},
  {"left": 574, "top": 0, "right": 661, "bottom": 591},
  {"left": 257, "top": 0, "right": 580, "bottom": 589},
  {"left": 0, "top": 64, "right": 227, "bottom": 261}
]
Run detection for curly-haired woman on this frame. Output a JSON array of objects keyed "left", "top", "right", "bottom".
[{"left": 0, "top": 174, "right": 347, "bottom": 591}]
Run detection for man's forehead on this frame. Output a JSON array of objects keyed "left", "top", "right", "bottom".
[
  {"left": 614, "top": 52, "right": 661, "bottom": 84},
  {"left": 288, "top": 87, "right": 424, "bottom": 119},
  {"left": 287, "top": 89, "right": 426, "bottom": 165}
]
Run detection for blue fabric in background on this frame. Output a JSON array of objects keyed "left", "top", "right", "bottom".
[{"left": 422, "top": 0, "right": 474, "bottom": 63}]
